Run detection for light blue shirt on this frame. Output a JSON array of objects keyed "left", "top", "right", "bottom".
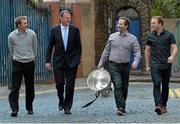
[{"left": 61, "top": 24, "right": 69, "bottom": 50}]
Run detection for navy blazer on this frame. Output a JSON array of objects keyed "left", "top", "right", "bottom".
[{"left": 46, "top": 24, "right": 82, "bottom": 69}]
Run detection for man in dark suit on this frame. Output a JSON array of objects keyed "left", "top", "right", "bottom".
[{"left": 45, "top": 9, "right": 82, "bottom": 114}]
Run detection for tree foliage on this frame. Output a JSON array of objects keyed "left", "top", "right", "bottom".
[
  {"left": 30, "top": 0, "right": 42, "bottom": 5},
  {"left": 151, "top": 0, "right": 180, "bottom": 18}
]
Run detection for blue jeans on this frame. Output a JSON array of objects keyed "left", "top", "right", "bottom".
[
  {"left": 108, "top": 61, "right": 129, "bottom": 109},
  {"left": 151, "top": 67, "right": 171, "bottom": 107}
]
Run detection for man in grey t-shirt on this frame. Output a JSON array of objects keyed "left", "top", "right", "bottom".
[
  {"left": 8, "top": 16, "right": 37, "bottom": 117},
  {"left": 98, "top": 17, "right": 141, "bottom": 116}
]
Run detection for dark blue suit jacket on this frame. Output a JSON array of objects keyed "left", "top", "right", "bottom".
[{"left": 46, "top": 24, "right": 82, "bottom": 69}]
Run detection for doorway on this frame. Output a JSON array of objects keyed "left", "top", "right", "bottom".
[{"left": 115, "top": 7, "right": 141, "bottom": 69}]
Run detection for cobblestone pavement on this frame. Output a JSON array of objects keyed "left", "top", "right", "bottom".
[{"left": 0, "top": 82, "right": 180, "bottom": 123}]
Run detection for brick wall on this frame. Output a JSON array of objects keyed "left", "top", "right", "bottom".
[
  {"left": 50, "top": 3, "right": 60, "bottom": 26},
  {"left": 72, "top": 3, "right": 83, "bottom": 77},
  {"left": 94, "top": 1, "right": 108, "bottom": 65},
  {"left": 49, "top": 2, "right": 83, "bottom": 77},
  {"left": 94, "top": 0, "right": 151, "bottom": 71},
  {"left": 48, "top": 0, "right": 152, "bottom": 78}
]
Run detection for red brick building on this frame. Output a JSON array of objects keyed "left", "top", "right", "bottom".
[{"left": 44, "top": 0, "right": 152, "bottom": 77}]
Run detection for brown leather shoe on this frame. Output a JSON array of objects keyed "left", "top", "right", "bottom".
[
  {"left": 155, "top": 106, "right": 162, "bottom": 115},
  {"left": 160, "top": 106, "right": 167, "bottom": 113}
]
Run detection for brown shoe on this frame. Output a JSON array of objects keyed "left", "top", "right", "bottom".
[
  {"left": 155, "top": 106, "right": 162, "bottom": 115},
  {"left": 160, "top": 106, "right": 167, "bottom": 113}
]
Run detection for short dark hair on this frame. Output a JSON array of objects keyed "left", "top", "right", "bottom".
[
  {"left": 60, "top": 9, "right": 72, "bottom": 18},
  {"left": 152, "top": 16, "right": 164, "bottom": 26},
  {"left": 15, "top": 16, "right": 27, "bottom": 28},
  {"left": 119, "top": 16, "right": 130, "bottom": 27}
]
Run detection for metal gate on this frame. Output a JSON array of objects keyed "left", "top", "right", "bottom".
[{"left": 0, "top": 0, "right": 52, "bottom": 86}]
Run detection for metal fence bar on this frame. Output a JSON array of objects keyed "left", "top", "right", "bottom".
[
  {"left": 0, "top": 0, "right": 12, "bottom": 86},
  {"left": 0, "top": 0, "right": 53, "bottom": 86}
]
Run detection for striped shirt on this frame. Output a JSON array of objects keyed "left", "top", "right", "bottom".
[
  {"left": 98, "top": 32, "right": 141, "bottom": 67},
  {"left": 8, "top": 29, "right": 37, "bottom": 63}
]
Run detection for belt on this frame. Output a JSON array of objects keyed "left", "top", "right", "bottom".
[{"left": 109, "top": 61, "right": 129, "bottom": 65}]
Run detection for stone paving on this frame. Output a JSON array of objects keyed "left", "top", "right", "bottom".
[{"left": 0, "top": 81, "right": 180, "bottom": 123}]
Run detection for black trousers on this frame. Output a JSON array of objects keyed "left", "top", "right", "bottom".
[
  {"left": 151, "top": 67, "right": 171, "bottom": 107},
  {"left": 9, "top": 60, "right": 35, "bottom": 112},
  {"left": 54, "top": 66, "right": 78, "bottom": 111}
]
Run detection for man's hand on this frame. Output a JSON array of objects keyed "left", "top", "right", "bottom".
[
  {"left": 131, "top": 63, "right": 137, "bottom": 70},
  {"left": 45, "top": 63, "right": 51, "bottom": 70},
  {"left": 146, "top": 66, "right": 150, "bottom": 72},
  {"left": 167, "top": 56, "right": 174, "bottom": 64},
  {"left": 97, "top": 64, "right": 103, "bottom": 69}
]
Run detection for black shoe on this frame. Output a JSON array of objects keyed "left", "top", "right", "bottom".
[
  {"left": 117, "top": 107, "right": 125, "bottom": 116},
  {"left": 28, "top": 110, "right": 34, "bottom": 114},
  {"left": 64, "top": 110, "right": 72, "bottom": 114},
  {"left": 58, "top": 105, "right": 64, "bottom": 111},
  {"left": 11, "top": 111, "right": 18, "bottom": 117}
]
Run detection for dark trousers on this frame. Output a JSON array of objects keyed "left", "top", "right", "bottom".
[
  {"left": 108, "top": 61, "right": 130, "bottom": 109},
  {"left": 151, "top": 67, "right": 171, "bottom": 107},
  {"left": 54, "top": 66, "right": 78, "bottom": 111},
  {"left": 9, "top": 60, "right": 35, "bottom": 112}
]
